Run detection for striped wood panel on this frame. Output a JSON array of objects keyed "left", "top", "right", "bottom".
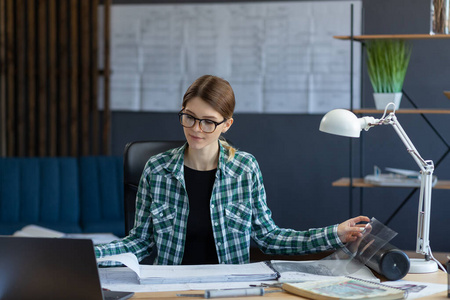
[{"left": 0, "top": 0, "right": 110, "bottom": 157}]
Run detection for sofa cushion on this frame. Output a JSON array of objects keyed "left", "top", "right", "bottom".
[
  {"left": 78, "top": 156, "right": 124, "bottom": 237},
  {"left": 0, "top": 157, "right": 81, "bottom": 235},
  {"left": 0, "top": 156, "right": 125, "bottom": 237}
]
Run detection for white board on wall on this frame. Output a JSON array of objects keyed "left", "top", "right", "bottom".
[{"left": 101, "top": 1, "right": 361, "bottom": 114}]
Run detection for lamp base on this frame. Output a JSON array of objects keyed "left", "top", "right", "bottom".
[{"left": 408, "top": 258, "right": 438, "bottom": 273}]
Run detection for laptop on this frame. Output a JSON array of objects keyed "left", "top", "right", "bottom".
[{"left": 0, "top": 236, "right": 134, "bottom": 300}]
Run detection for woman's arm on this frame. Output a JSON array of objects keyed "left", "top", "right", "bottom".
[{"left": 248, "top": 158, "right": 368, "bottom": 255}]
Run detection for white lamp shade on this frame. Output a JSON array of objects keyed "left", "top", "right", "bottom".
[{"left": 319, "top": 109, "right": 361, "bottom": 138}]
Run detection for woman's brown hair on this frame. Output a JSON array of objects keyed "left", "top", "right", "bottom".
[{"left": 182, "top": 75, "right": 236, "bottom": 159}]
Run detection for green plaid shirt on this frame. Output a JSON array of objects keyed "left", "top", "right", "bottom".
[{"left": 95, "top": 143, "right": 344, "bottom": 265}]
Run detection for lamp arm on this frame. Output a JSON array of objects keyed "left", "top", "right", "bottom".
[
  {"left": 416, "top": 169, "right": 433, "bottom": 257},
  {"left": 378, "top": 113, "right": 434, "bottom": 257},
  {"left": 383, "top": 113, "right": 429, "bottom": 170}
]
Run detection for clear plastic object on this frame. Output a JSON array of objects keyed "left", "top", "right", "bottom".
[
  {"left": 271, "top": 218, "right": 398, "bottom": 278},
  {"left": 320, "top": 217, "right": 398, "bottom": 276}
]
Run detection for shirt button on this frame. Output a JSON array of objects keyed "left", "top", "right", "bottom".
[
  {"left": 211, "top": 204, "right": 215, "bottom": 209},
  {"left": 217, "top": 242, "right": 221, "bottom": 247},
  {"left": 160, "top": 213, "right": 164, "bottom": 217},
  {"left": 214, "top": 222, "right": 219, "bottom": 226}
]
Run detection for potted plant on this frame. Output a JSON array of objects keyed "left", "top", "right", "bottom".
[{"left": 365, "top": 39, "right": 412, "bottom": 109}]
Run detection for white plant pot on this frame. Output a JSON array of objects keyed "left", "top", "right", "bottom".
[{"left": 373, "top": 92, "right": 402, "bottom": 110}]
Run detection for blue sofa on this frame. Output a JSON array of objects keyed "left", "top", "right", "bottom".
[{"left": 0, "top": 156, "right": 125, "bottom": 237}]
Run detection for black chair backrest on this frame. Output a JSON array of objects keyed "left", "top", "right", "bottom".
[{"left": 123, "top": 141, "right": 185, "bottom": 234}]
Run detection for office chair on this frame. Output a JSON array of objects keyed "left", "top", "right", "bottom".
[
  {"left": 123, "top": 139, "right": 231, "bottom": 264},
  {"left": 123, "top": 140, "right": 185, "bottom": 235}
]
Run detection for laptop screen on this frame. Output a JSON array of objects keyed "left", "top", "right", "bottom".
[{"left": 0, "top": 236, "right": 106, "bottom": 300}]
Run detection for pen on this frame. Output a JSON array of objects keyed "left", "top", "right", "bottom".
[{"left": 177, "top": 287, "right": 282, "bottom": 298}]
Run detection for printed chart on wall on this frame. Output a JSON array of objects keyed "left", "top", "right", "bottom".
[{"left": 101, "top": 1, "right": 361, "bottom": 114}]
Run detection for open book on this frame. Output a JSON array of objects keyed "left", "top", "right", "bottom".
[
  {"left": 282, "top": 277, "right": 405, "bottom": 300},
  {"left": 97, "top": 253, "right": 279, "bottom": 284}
]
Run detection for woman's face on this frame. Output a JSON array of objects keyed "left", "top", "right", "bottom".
[{"left": 182, "top": 97, "right": 233, "bottom": 151}]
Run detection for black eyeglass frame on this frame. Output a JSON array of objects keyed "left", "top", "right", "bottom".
[{"left": 178, "top": 111, "right": 227, "bottom": 133}]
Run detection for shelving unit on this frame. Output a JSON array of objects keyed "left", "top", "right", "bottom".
[
  {"left": 332, "top": 178, "right": 450, "bottom": 190},
  {"left": 354, "top": 109, "right": 450, "bottom": 114},
  {"left": 334, "top": 34, "right": 450, "bottom": 40},
  {"left": 333, "top": 31, "right": 450, "bottom": 223}
]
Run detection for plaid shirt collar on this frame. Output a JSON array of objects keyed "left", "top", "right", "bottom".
[{"left": 162, "top": 141, "right": 243, "bottom": 181}]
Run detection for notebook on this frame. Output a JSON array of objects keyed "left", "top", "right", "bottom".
[
  {"left": 0, "top": 236, "right": 134, "bottom": 300},
  {"left": 282, "top": 276, "right": 406, "bottom": 300}
]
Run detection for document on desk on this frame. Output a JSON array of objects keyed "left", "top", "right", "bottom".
[
  {"left": 97, "top": 253, "right": 278, "bottom": 284},
  {"left": 13, "top": 224, "right": 120, "bottom": 245},
  {"left": 98, "top": 266, "right": 279, "bottom": 293},
  {"left": 382, "top": 280, "right": 448, "bottom": 300}
]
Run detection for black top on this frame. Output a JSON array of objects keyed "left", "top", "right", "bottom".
[{"left": 182, "top": 165, "right": 219, "bottom": 265}]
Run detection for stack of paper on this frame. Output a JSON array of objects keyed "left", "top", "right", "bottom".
[
  {"left": 97, "top": 253, "right": 278, "bottom": 284},
  {"left": 364, "top": 167, "right": 437, "bottom": 187}
]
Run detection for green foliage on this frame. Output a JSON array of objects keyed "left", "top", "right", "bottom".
[{"left": 365, "top": 39, "right": 412, "bottom": 93}]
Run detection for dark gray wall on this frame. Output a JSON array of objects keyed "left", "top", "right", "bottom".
[{"left": 111, "top": 0, "right": 450, "bottom": 253}]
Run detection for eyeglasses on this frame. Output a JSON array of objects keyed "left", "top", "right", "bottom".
[{"left": 178, "top": 111, "right": 227, "bottom": 133}]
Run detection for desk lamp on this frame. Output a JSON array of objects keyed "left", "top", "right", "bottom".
[{"left": 319, "top": 102, "right": 439, "bottom": 274}]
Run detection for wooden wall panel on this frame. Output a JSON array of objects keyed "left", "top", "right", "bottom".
[
  {"left": 16, "top": 0, "right": 25, "bottom": 157},
  {"left": 69, "top": 0, "right": 79, "bottom": 157},
  {"left": 27, "top": 0, "right": 36, "bottom": 156},
  {"left": 103, "top": 0, "right": 111, "bottom": 155},
  {"left": 37, "top": 0, "right": 48, "bottom": 157},
  {"left": 48, "top": 0, "right": 57, "bottom": 157},
  {"left": 91, "top": 0, "right": 99, "bottom": 155},
  {"left": 6, "top": 0, "right": 14, "bottom": 156},
  {"left": 0, "top": 0, "right": 5, "bottom": 156},
  {"left": 80, "top": 0, "right": 90, "bottom": 156},
  {"left": 0, "top": 0, "right": 110, "bottom": 157},
  {"left": 58, "top": 0, "right": 69, "bottom": 156}
]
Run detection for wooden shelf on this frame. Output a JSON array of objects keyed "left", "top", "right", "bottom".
[
  {"left": 353, "top": 109, "right": 450, "bottom": 114},
  {"left": 332, "top": 177, "right": 450, "bottom": 190},
  {"left": 334, "top": 34, "right": 450, "bottom": 41}
]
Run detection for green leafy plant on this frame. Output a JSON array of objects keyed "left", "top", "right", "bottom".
[{"left": 365, "top": 39, "right": 412, "bottom": 93}]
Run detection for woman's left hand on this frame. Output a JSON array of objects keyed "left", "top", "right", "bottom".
[{"left": 337, "top": 216, "right": 371, "bottom": 243}]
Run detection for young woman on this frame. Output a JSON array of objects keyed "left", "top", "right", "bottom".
[{"left": 95, "top": 75, "right": 370, "bottom": 265}]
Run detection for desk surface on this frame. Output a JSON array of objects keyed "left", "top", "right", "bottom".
[{"left": 130, "top": 271, "right": 448, "bottom": 299}]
